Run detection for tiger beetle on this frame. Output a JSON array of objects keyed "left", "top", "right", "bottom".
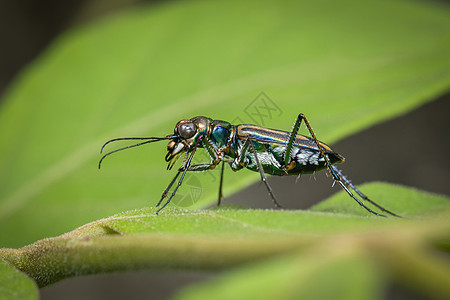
[{"left": 99, "top": 114, "right": 399, "bottom": 217}]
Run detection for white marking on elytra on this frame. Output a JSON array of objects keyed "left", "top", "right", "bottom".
[
  {"left": 295, "top": 149, "right": 329, "bottom": 166},
  {"left": 257, "top": 152, "right": 281, "bottom": 169},
  {"left": 296, "top": 150, "right": 317, "bottom": 165},
  {"left": 272, "top": 146, "right": 285, "bottom": 156}
]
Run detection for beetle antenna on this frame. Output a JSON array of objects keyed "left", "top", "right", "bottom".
[
  {"left": 98, "top": 136, "right": 176, "bottom": 169},
  {"left": 101, "top": 136, "right": 174, "bottom": 154}
]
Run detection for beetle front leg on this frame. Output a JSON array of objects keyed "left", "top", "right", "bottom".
[
  {"left": 157, "top": 170, "right": 181, "bottom": 207},
  {"left": 182, "top": 135, "right": 224, "bottom": 172},
  {"left": 186, "top": 163, "right": 219, "bottom": 171},
  {"left": 158, "top": 136, "right": 225, "bottom": 211},
  {"left": 157, "top": 162, "right": 219, "bottom": 209},
  {"left": 156, "top": 139, "right": 201, "bottom": 213},
  {"left": 202, "top": 136, "right": 222, "bottom": 165}
]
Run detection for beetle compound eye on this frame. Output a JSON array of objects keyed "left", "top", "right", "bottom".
[{"left": 178, "top": 122, "right": 196, "bottom": 139}]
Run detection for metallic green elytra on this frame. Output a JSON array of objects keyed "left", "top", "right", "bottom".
[{"left": 99, "top": 114, "right": 399, "bottom": 217}]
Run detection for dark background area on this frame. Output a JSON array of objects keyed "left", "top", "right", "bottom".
[
  {"left": 1, "top": 1, "right": 448, "bottom": 299},
  {"left": 0, "top": 0, "right": 159, "bottom": 100}
]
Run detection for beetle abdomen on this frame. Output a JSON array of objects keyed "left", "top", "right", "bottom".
[{"left": 242, "top": 142, "right": 343, "bottom": 176}]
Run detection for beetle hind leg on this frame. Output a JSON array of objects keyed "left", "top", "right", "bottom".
[
  {"left": 331, "top": 166, "right": 401, "bottom": 217},
  {"left": 295, "top": 113, "right": 399, "bottom": 217}
]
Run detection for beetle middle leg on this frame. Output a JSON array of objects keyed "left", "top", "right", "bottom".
[
  {"left": 217, "top": 161, "right": 225, "bottom": 206},
  {"left": 233, "top": 138, "right": 283, "bottom": 208}
]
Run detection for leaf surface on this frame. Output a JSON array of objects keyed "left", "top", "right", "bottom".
[
  {"left": 1, "top": 182, "right": 449, "bottom": 295},
  {"left": 0, "top": 0, "right": 449, "bottom": 251}
]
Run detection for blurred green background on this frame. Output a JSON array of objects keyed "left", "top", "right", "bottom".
[{"left": 0, "top": 0, "right": 449, "bottom": 299}]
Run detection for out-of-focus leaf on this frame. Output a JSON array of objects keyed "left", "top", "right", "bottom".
[
  {"left": 176, "top": 250, "right": 385, "bottom": 300},
  {"left": 0, "top": 259, "right": 38, "bottom": 300}
]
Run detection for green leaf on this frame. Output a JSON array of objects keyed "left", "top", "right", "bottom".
[
  {"left": 176, "top": 250, "right": 385, "bottom": 300},
  {"left": 1, "top": 182, "right": 449, "bottom": 298},
  {"left": 175, "top": 234, "right": 450, "bottom": 300},
  {"left": 0, "top": 0, "right": 449, "bottom": 251},
  {"left": 0, "top": 259, "right": 38, "bottom": 300},
  {"left": 175, "top": 185, "right": 450, "bottom": 300}
]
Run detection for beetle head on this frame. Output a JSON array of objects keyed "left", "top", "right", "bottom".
[{"left": 165, "top": 116, "right": 212, "bottom": 170}]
